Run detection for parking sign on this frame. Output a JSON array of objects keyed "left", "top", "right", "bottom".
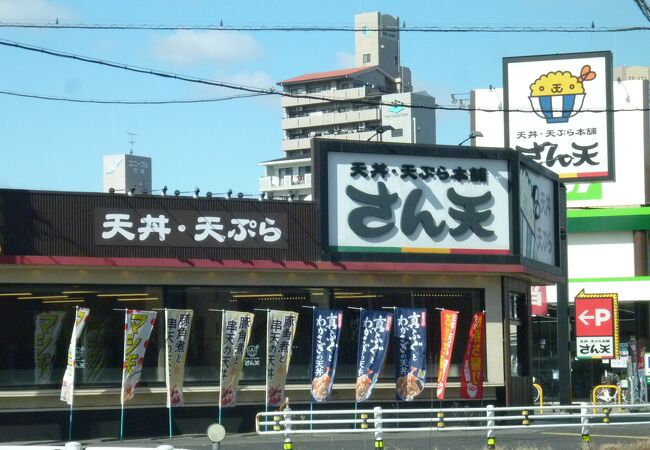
[{"left": 575, "top": 289, "right": 618, "bottom": 359}]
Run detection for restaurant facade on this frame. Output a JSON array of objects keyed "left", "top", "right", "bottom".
[{"left": 0, "top": 140, "right": 563, "bottom": 440}]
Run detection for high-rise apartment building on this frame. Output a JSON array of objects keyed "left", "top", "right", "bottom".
[{"left": 259, "top": 12, "right": 436, "bottom": 200}]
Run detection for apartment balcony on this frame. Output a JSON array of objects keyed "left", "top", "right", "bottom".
[
  {"left": 280, "top": 130, "right": 379, "bottom": 152},
  {"left": 282, "top": 108, "right": 380, "bottom": 131},
  {"left": 280, "top": 86, "right": 375, "bottom": 108},
  {"left": 258, "top": 173, "right": 312, "bottom": 192}
]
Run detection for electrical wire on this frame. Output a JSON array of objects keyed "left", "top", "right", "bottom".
[
  {"left": 633, "top": 0, "right": 650, "bottom": 22},
  {"left": 0, "top": 22, "right": 648, "bottom": 32},
  {"left": 0, "top": 89, "right": 269, "bottom": 104},
  {"left": 0, "top": 38, "right": 648, "bottom": 113}
]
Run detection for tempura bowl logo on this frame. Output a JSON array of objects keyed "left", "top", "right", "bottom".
[{"left": 528, "top": 65, "right": 596, "bottom": 123}]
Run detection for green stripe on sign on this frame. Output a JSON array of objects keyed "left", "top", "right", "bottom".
[
  {"left": 569, "top": 275, "right": 650, "bottom": 283},
  {"left": 566, "top": 183, "right": 602, "bottom": 201},
  {"left": 567, "top": 206, "right": 650, "bottom": 233}
]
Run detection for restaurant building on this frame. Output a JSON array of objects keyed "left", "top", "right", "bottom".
[{"left": 0, "top": 140, "right": 563, "bottom": 440}]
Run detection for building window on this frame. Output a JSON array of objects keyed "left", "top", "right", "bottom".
[
  {"left": 363, "top": 53, "right": 371, "bottom": 64},
  {"left": 391, "top": 128, "right": 404, "bottom": 138},
  {"left": 0, "top": 284, "right": 483, "bottom": 388},
  {"left": 279, "top": 168, "right": 293, "bottom": 178},
  {"left": 361, "top": 26, "right": 369, "bottom": 36},
  {"left": 298, "top": 166, "right": 311, "bottom": 176}
]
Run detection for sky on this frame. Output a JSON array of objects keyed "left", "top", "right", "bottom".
[{"left": 0, "top": 0, "right": 648, "bottom": 196}]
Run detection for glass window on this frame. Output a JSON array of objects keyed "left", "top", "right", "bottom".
[
  {"left": 391, "top": 128, "right": 404, "bottom": 138},
  {"left": 363, "top": 54, "right": 371, "bottom": 64},
  {"left": 278, "top": 167, "right": 293, "bottom": 178},
  {"left": 0, "top": 285, "right": 484, "bottom": 389}
]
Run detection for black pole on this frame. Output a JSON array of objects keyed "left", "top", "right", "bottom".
[{"left": 557, "top": 184, "right": 572, "bottom": 404}]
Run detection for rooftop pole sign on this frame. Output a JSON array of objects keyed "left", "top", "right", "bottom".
[
  {"left": 574, "top": 289, "right": 619, "bottom": 360},
  {"left": 504, "top": 51, "right": 614, "bottom": 182}
]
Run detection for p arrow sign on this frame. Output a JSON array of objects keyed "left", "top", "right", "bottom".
[{"left": 574, "top": 289, "right": 619, "bottom": 360}]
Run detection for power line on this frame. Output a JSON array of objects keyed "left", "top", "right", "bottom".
[
  {"left": 0, "top": 38, "right": 648, "bottom": 113},
  {"left": 0, "top": 22, "right": 648, "bottom": 32},
  {"left": 633, "top": 0, "right": 650, "bottom": 22},
  {"left": 0, "top": 89, "right": 269, "bottom": 104}
]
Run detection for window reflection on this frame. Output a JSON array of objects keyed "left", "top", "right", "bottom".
[{"left": 0, "top": 285, "right": 484, "bottom": 388}]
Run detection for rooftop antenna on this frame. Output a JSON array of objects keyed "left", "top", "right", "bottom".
[{"left": 127, "top": 132, "right": 137, "bottom": 155}]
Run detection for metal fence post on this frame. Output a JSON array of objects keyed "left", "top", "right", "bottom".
[
  {"left": 580, "top": 402, "right": 590, "bottom": 443},
  {"left": 374, "top": 406, "right": 383, "bottom": 449},
  {"left": 283, "top": 406, "right": 293, "bottom": 450},
  {"left": 486, "top": 404, "right": 496, "bottom": 449}
]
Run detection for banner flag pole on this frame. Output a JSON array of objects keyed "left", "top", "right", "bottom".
[
  {"left": 119, "top": 404, "right": 125, "bottom": 441},
  {"left": 168, "top": 407, "right": 173, "bottom": 440},
  {"left": 218, "top": 309, "right": 225, "bottom": 425},
  {"left": 302, "top": 305, "right": 316, "bottom": 431}
]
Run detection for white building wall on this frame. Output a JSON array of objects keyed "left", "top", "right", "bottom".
[{"left": 567, "top": 231, "right": 635, "bottom": 278}]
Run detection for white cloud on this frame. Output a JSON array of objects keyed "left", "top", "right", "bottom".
[
  {"left": 0, "top": 0, "right": 70, "bottom": 21},
  {"left": 151, "top": 30, "right": 263, "bottom": 66},
  {"left": 336, "top": 51, "right": 355, "bottom": 68},
  {"left": 217, "top": 71, "right": 275, "bottom": 91}
]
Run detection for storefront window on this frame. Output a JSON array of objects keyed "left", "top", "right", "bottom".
[{"left": 0, "top": 285, "right": 484, "bottom": 389}]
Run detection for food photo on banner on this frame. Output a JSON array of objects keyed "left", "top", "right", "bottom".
[
  {"left": 394, "top": 308, "right": 427, "bottom": 401},
  {"left": 460, "top": 312, "right": 485, "bottom": 400},
  {"left": 121, "top": 309, "right": 157, "bottom": 404},
  {"left": 436, "top": 309, "right": 459, "bottom": 400},
  {"left": 164, "top": 309, "right": 193, "bottom": 408},
  {"left": 310, "top": 308, "right": 343, "bottom": 402},
  {"left": 60, "top": 307, "right": 90, "bottom": 405},
  {"left": 220, "top": 311, "right": 255, "bottom": 408},
  {"left": 266, "top": 310, "right": 299, "bottom": 407},
  {"left": 356, "top": 309, "right": 393, "bottom": 402}
]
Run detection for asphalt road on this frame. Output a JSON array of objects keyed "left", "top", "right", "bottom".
[{"left": 5, "top": 425, "right": 650, "bottom": 450}]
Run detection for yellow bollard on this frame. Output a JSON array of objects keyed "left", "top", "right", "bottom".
[
  {"left": 374, "top": 437, "right": 384, "bottom": 448},
  {"left": 487, "top": 437, "right": 496, "bottom": 449},
  {"left": 360, "top": 413, "right": 369, "bottom": 430}
]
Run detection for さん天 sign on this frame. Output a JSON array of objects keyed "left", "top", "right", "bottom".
[
  {"left": 504, "top": 51, "right": 614, "bottom": 183},
  {"left": 575, "top": 289, "right": 618, "bottom": 359}
]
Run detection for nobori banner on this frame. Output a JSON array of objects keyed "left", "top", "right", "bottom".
[
  {"left": 314, "top": 139, "right": 561, "bottom": 268},
  {"left": 504, "top": 51, "right": 614, "bottom": 182}
]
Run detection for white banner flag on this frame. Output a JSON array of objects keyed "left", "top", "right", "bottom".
[
  {"left": 35, "top": 311, "right": 66, "bottom": 384},
  {"left": 121, "top": 309, "right": 157, "bottom": 405},
  {"left": 266, "top": 310, "right": 298, "bottom": 407},
  {"left": 165, "top": 309, "right": 193, "bottom": 407},
  {"left": 219, "top": 311, "right": 254, "bottom": 408},
  {"left": 60, "top": 307, "right": 90, "bottom": 405}
]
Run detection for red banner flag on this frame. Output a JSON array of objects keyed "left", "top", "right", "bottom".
[
  {"left": 530, "top": 286, "right": 549, "bottom": 316},
  {"left": 436, "top": 309, "right": 458, "bottom": 400},
  {"left": 460, "top": 312, "right": 485, "bottom": 400}
]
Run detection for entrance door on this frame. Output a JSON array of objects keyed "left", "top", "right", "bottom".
[{"left": 502, "top": 278, "right": 533, "bottom": 406}]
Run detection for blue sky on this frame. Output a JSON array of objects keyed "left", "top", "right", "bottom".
[{"left": 0, "top": 0, "right": 648, "bottom": 195}]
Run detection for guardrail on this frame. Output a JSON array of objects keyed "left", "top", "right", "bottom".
[{"left": 256, "top": 403, "right": 650, "bottom": 449}]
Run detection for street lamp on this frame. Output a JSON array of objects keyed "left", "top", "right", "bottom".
[
  {"left": 458, "top": 130, "right": 483, "bottom": 146},
  {"left": 366, "top": 125, "right": 394, "bottom": 141}
]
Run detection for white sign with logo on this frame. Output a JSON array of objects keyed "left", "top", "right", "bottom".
[
  {"left": 327, "top": 151, "right": 511, "bottom": 254},
  {"left": 505, "top": 51, "right": 613, "bottom": 182}
]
